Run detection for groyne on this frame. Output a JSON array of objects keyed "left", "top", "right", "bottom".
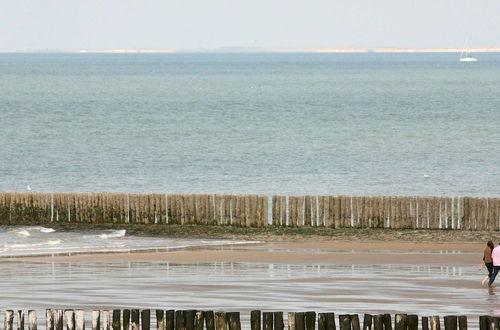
[
  {"left": 0, "top": 192, "right": 499, "bottom": 230},
  {"left": 3, "top": 309, "right": 499, "bottom": 330}
]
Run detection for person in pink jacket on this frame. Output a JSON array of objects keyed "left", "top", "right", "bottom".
[{"left": 488, "top": 243, "right": 500, "bottom": 287}]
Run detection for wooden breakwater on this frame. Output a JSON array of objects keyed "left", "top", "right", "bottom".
[
  {"left": 0, "top": 192, "right": 499, "bottom": 230},
  {"left": 3, "top": 309, "right": 499, "bottom": 330}
]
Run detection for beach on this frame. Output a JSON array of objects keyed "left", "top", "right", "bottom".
[{"left": 2, "top": 230, "right": 497, "bottom": 324}]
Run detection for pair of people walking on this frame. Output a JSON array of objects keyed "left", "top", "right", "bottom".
[{"left": 482, "top": 240, "right": 500, "bottom": 287}]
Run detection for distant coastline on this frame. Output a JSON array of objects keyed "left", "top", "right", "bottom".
[{"left": 4, "top": 47, "right": 500, "bottom": 54}]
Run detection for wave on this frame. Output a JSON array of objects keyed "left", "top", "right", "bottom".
[
  {"left": 98, "top": 230, "right": 126, "bottom": 239},
  {"left": 12, "top": 229, "right": 31, "bottom": 237},
  {"left": 5, "top": 239, "right": 62, "bottom": 249}
]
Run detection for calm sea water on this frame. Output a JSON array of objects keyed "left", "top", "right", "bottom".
[{"left": 0, "top": 53, "right": 499, "bottom": 196}]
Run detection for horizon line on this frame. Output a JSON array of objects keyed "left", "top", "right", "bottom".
[{"left": 3, "top": 46, "right": 500, "bottom": 54}]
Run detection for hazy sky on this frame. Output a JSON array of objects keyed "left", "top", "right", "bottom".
[{"left": 1, "top": 0, "right": 499, "bottom": 51}]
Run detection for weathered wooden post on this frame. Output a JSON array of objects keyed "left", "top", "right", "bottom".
[
  {"left": 141, "top": 310, "right": 151, "bottom": 330},
  {"left": 351, "top": 315, "right": 360, "bottom": 330},
  {"left": 478, "top": 316, "right": 488, "bottom": 330},
  {"left": 226, "top": 312, "right": 241, "bottom": 330},
  {"left": 264, "top": 312, "right": 274, "bottom": 330},
  {"left": 17, "top": 310, "right": 25, "bottom": 330},
  {"left": 382, "top": 315, "right": 392, "bottom": 330},
  {"left": 55, "top": 310, "right": 64, "bottom": 330},
  {"left": 112, "top": 311, "right": 121, "bottom": 330},
  {"left": 251, "top": 311, "right": 261, "bottom": 330},
  {"left": 444, "top": 316, "right": 457, "bottom": 330},
  {"left": 326, "top": 314, "right": 336, "bottom": 330},
  {"left": 407, "top": 316, "right": 417, "bottom": 330},
  {"left": 214, "top": 312, "right": 227, "bottom": 330},
  {"left": 430, "top": 316, "right": 440, "bottom": 330},
  {"left": 175, "top": 311, "right": 186, "bottom": 330},
  {"left": 47, "top": 309, "right": 55, "bottom": 330},
  {"left": 295, "top": 313, "right": 306, "bottom": 330},
  {"left": 156, "top": 311, "right": 165, "bottom": 330},
  {"left": 92, "top": 310, "right": 100, "bottom": 330},
  {"left": 131, "top": 310, "right": 140, "bottom": 330},
  {"left": 195, "top": 311, "right": 204, "bottom": 330},
  {"left": 99, "top": 311, "right": 109, "bottom": 330},
  {"left": 318, "top": 314, "right": 327, "bottom": 330},
  {"left": 76, "top": 310, "right": 85, "bottom": 330},
  {"left": 122, "top": 310, "right": 131, "bottom": 330},
  {"left": 490, "top": 317, "right": 499, "bottom": 330},
  {"left": 339, "top": 315, "right": 351, "bottom": 330},
  {"left": 422, "top": 317, "right": 429, "bottom": 330},
  {"left": 305, "top": 312, "right": 316, "bottom": 330},
  {"left": 186, "top": 310, "right": 196, "bottom": 330},
  {"left": 363, "top": 315, "right": 372, "bottom": 330},
  {"left": 165, "top": 311, "right": 175, "bottom": 330},
  {"left": 394, "top": 314, "right": 407, "bottom": 330},
  {"left": 457, "top": 316, "right": 467, "bottom": 330},
  {"left": 275, "top": 312, "right": 284, "bottom": 330},
  {"left": 28, "top": 311, "right": 37, "bottom": 330},
  {"left": 289, "top": 313, "right": 296, "bottom": 330},
  {"left": 5, "top": 310, "right": 14, "bottom": 330},
  {"left": 373, "top": 315, "right": 383, "bottom": 330},
  {"left": 65, "top": 310, "right": 75, "bottom": 330},
  {"left": 204, "top": 311, "right": 215, "bottom": 330}
]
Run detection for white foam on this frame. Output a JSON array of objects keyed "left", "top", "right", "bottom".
[
  {"left": 6, "top": 239, "right": 62, "bottom": 249},
  {"left": 99, "top": 229, "right": 126, "bottom": 239},
  {"left": 12, "top": 229, "right": 31, "bottom": 237}
]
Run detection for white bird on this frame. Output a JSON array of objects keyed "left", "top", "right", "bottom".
[
  {"left": 423, "top": 174, "right": 430, "bottom": 178},
  {"left": 26, "top": 184, "right": 32, "bottom": 191}
]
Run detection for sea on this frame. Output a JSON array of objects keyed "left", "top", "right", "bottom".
[
  {"left": 0, "top": 53, "right": 499, "bottom": 319},
  {"left": 0, "top": 52, "right": 499, "bottom": 197}
]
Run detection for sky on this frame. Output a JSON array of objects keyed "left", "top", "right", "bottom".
[{"left": 0, "top": 0, "right": 499, "bottom": 51}]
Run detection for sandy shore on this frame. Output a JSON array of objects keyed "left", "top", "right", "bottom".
[{"left": 20, "top": 241, "right": 485, "bottom": 265}]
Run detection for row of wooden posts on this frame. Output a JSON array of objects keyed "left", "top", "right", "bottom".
[
  {"left": 1, "top": 192, "right": 499, "bottom": 230},
  {"left": 2, "top": 309, "right": 500, "bottom": 330}
]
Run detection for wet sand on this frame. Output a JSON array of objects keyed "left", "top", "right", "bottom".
[{"left": 22, "top": 241, "right": 485, "bottom": 266}]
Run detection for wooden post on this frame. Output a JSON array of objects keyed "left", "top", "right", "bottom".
[
  {"left": 275, "top": 312, "right": 284, "bottom": 330},
  {"left": 297, "top": 196, "right": 305, "bottom": 226},
  {"left": 92, "top": 310, "right": 100, "bottom": 330},
  {"left": 18, "top": 310, "right": 25, "bottom": 330},
  {"left": 131, "top": 310, "right": 140, "bottom": 330},
  {"left": 251, "top": 311, "right": 261, "bottom": 330},
  {"left": 444, "top": 316, "right": 457, "bottom": 330},
  {"left": 326, "top": 314, "right": 336, "bottom": 330},
  {"left": 175, "top": 311, "right": 186, "bottom": 330},
  {"left": 123, "top": 310, "right": 131, "bottom": 330},
  {"left": 226, "top": 312, "right": 241, "bottom": 330},
  {"left": 305, "top": 312, "right": 316, "bottom": 330},
  {"left": 185, "top": 310, "right": 196, "bottom": 330},
  {"left": 457, "top": 316, "right": 467, "bottom": 330},
  {"left": 422, "top": 317, "right": 429, "bottom": 330},
  {"left": 318, "top": 314, "right": 327, "bottom": 330},
  {"left": 165, "top": 311, "right": 175, "bottom": 330},
  {"left": 339, "top": 315, "right": 351, "bottom": 330},
  {"left": 101, "top": 311, "right": 109, "bottom": 330},
  {"left": 112, "top": 311, "right": 121, "bottom": 330},
  {"left": 478, "top": 316, "right": 488, "bottom": 330},
  {"left": 141, "top": 310, "right": 151, "bottom": 330},
  {"left": 382, "top": 314, "right": 392, "bottom": 330},
  {"left": 65, "top": 310, "right": 75, "bottom": 330},
  {"left": 394, "top": 314, "right": 407, "bottom": 330},
  {"left": 5, "top": 310, "right": 14, "bottom": 330},
  {"left": 295, "top": 313, "right": 305, "bottom": 330},
  {"left": 155, "top": 311, "right": 165, "bottom": 330},
  {"left": 47, "top": 309, "right": 55, "bottom": 330},
  {"left": 305, "top": 196, "right": 312, "bottom": 226},
  {"left": 28, "top": 311, "right": 37, "bottom": 330},
  {"left": 289, "top": 313, "right": 296, "bottom": 330},
  {"left": 214, "top": 312, "right": 227, "bottom": 330},
  {"left": 351, "top": 315, "right": 360, "bottom": 330},
  {"left": 373, "top": 316, "right": 383, "bottom": 330},
  {"left": 273, "top": 196, "right": 279, "bottom": 225},
  {"left": 195, "top": 311, "right": 204, "bottom": 330},
  {"left": 430, "top": 316, "right": 440, "bottom": 330},
  {"left": 263, "top": 312, "right": 273, "bottom": 330},
  {"left": 490, "top": 317, "right": 499, "bottom": 330},
  {"left": 76, "top": 310, "right": 85, "bottom": 330},
  {"left": 407, "top": 316, "right": 417, "bottom": 330},
  {"left": 55, "top": 310, "right": 64, "bottom": 330},
  {"left": 204, "top": 311, "right": 215, "bottom": 330},
  {"left": 363, "top": 315, "right": 372, "bottom": 330}
]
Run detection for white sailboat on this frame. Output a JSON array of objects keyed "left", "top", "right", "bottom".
[{"left": 460, "top": 39, "right": 477, "bottom": 62}]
